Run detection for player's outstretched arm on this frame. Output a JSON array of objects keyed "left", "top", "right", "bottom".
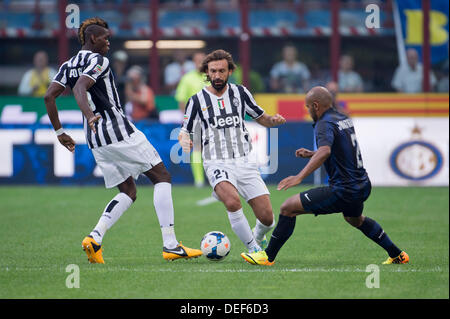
[
  {"left": 44, "top": 82, "right": 76, "bottom": 153},
  {"left": 73, "top": 75, "right": 101, "bottom": 133},
  {"left": 255, "top": 113, "right": 286, "bottom": 128},
  {"left": 277, "top": 145, "right": 331, "bottom": 190}
]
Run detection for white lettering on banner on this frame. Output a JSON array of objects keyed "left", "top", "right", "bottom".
[
  {"left": 0, "top": 105, "right": 37, "bottom": 124},
  {"left": 0, "top": 130, "right": 32, "bottom": 176},
  {"left": 365, "top": 4, "right": 380, "bottom": 29},
  {"left": 65, "top": 4, "right": 80, "bottom": 29},
  {"left": 0, "top": 129, "right": 104, "bottom": 178},
  {"left": 35, "top": 129, "right": 87, "bottom": 177}
]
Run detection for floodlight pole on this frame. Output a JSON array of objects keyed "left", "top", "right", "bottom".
[
  {"left": 422, "top": 0, "right": 431, "bottom": 92},
  {"left": 330, "top": 0, "right": 340, "bottom": 83},
  {"left": 150, "top": 0, "right": 160, "bottom": 94},
  {"left": 239, "top": 0, "right": 250, "bottom": 89},
  {"left": 58, "top": 0, "right": 69, "bottom": 66}
]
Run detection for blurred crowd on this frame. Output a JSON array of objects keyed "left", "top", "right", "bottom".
[{"left": 18, "top": 45, "right": 449, "bottom": 122}]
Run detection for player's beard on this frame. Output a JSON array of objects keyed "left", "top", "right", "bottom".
[{"left": 211, "top": 77, "right": 228, "bottom": 91}]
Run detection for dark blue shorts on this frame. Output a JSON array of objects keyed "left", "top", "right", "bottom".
[{"left": 299, "top": 184, "right": 371, "bottom": 217}]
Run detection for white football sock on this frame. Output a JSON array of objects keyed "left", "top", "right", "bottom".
[
  {"left": 227, "top": 208, "right": 260, "bottom": 252},
  {"left": 90, "top": 192, "right": 133, "bottom": 245},
  {"left": 153, "top": 182, "right": 178, "bottom": 249},
  {"left": 254, "top": 215, "right": 276, "bottom": 243}
]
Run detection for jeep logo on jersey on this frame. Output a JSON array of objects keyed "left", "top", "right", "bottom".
[{"left": 209, "top": 114, "right": 241, "bottom": 129}]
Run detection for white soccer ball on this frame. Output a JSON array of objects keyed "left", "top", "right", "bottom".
[{"left": 200, "top": 231, "right": 231, "bottom": 261}]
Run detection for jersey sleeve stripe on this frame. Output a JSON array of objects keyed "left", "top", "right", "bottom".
[
  {"left": 53, "top": 62, "right": 68, "bottom": 86},
  {"left": 182, "top": 96, "right": 198, "bottom": 133},
  {"left": 241, "top": 85, "right": 264, "bottom": 119},
  {"left": 52, "top": 80, "right": 66, "bottom": 88},
  {"left": 81, "top": 73, "right": 97, "bottom": 82}
]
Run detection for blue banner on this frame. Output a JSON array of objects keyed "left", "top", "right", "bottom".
[
  {"left": 395, "top": 0, "right": 449, "bottom": 64},
  {"left": 0, "top": 121, "right": 318, "bottom": 187}
]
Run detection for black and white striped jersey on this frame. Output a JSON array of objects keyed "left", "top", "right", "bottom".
[
  {"left": 52, "top": 50, "right": 135, "bottom": 149},
  {"left": 181, "top": 83, "right": 265, "bottom": 161}
]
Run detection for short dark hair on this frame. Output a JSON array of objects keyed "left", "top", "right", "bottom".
[
  {"left": 200, "top": 49, "right": 236, "bottom": 74},
  {"left": 78, "top": 17, "right": 109, "bottom": 45}
]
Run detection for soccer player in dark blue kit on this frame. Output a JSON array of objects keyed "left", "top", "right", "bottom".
[{"left": 241, "top": 86, "right": 409, "bottom": 266}]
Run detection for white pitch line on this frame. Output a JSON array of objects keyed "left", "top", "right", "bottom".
[
  {"left": 2, "top": 266, "right": 445, "bottom": 273},
  {"left": 196, "top": 196, "right": 219, "bottom": 206}
]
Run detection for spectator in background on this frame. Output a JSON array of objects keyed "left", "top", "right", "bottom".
[
  {"left": 164, "top": 50, "right": 196, "bottom": 94},
  {"left": 175, "top": 51, "right": 207, "bottom": 188},
  {"left": 338, "top": 55, "right": 363, "bottom": 92},
  {"left": 18, "top": 51, "right": 56, "bottom": 97},
  {"left": 175, "top": 51, "right": 207, "bottom": 110},
  {"left": 437, "top": 47, "right": 449, "bottom": 93},
  {"left": 391, "top": 48, "right": 436, "bottom": 93},
  {"left": 270, "top": 45, "right": 310, "bottom": 93},
  {"left": 229, "top": 64, "right": 265, "bottom": 93},
  {"left": 124, "top": 65, "right": 158, "bottom": 121},
  {"left": 112, "top": 50, "right": 129, "bottom": 107}
]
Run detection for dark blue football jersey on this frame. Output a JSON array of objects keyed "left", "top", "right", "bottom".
[{"left": 313, "top": 108, "right": 370, "bottom": 201}]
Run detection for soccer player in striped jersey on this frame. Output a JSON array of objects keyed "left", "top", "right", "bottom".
[
  {"left": 44, "top": 17, "right": 202, "bottom": 263},
  {"left": 178, "top": 49, "right": 286, "bottom": 253},
  {"left": 241, "top": 86, "right": 409, "bottom": 266}
]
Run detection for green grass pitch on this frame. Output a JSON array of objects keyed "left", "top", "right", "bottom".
[{"left": 0, "top": 185, "right": 448, "bottom": 299}]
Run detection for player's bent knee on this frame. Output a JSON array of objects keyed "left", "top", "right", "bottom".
[
  {"left": 280, "top": 195, "right": 304, "bottom": 217},
  {"left": 223, "top": 198, "right": 242, "bottom": 212},
  {"left": 280, "top": 204, "right": 296, "bottom": 217},
  {"left": 344, "top": 215, "right": 364, "bottom": 227}
]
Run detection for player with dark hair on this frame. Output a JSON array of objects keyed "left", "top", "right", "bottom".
[
  {"left": 178, "top": 49, "right": 286, "bottom": 253},
  {"left": 44, "top": 17, "right": 202, "bottom": 263},
  {"left": 241, "top": 86, "right": 409, "bottom": 266}
]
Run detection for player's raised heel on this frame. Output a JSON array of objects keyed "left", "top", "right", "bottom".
[
  {"left": 382, "top": 251, "right": 409, "bottom": 265},
  {"left": 241, "top": 250, "right": 274, "bottom": 266},
  {"left": 163, "top": 242, "right": 203, "bottom": 261},
  {"left": 81, "top": 236, "right": 105, "bottom": 264}
]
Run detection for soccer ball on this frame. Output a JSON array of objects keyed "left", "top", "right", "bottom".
[{"left": 200, "top": 231, "right": 231, "bottom": 261}]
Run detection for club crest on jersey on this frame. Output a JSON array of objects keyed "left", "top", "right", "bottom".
[
  {"left": 209, "top": 114, "right": 241, "bottom": 129},
  {"left": 232, "top": 97, "right": 240, "bottom": 107}
]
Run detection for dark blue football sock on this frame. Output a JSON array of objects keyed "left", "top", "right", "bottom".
[
  {"left": 265, "top": 214, "right": 296, "bottom": 262},
  {"left": 357, "top": 217, "right": 402, "bottom": 258}
]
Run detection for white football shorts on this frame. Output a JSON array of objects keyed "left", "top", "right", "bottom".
[
  {"left": 204, "top": 156, "right": 270, "bottom": 202},
  {"left": 92, "top": 129, "right": 162, "bottom": 188}
]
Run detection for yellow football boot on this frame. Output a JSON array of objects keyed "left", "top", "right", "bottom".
[
  {"left": 241, "top": 250, "right": 274, "bottom": 266},
  {"left": 382, "top": 251, "right": 409, "bottom": 265},
  {"left": 163, "top": 242, "right": 203, "bottom": 261},
  {"left": 82, "top": 236, "right": 105, "bottom": 264}
]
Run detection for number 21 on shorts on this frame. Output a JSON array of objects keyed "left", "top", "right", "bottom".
[{"left": 214, "top": 169, "right": 229, "bottom": 181}]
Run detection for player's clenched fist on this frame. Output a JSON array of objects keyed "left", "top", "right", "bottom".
[
  {"left": 58, "top": 133, "right": 76, "bottom": 153},
  {"left": 178, "top": 130, "right": 193, "bottom": 153},
  {"left": 270, "top": 113, "right": 286, "bottom": 126},
  {"left": 295, "top": 148, "right": 315, "bottom": 158}
]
